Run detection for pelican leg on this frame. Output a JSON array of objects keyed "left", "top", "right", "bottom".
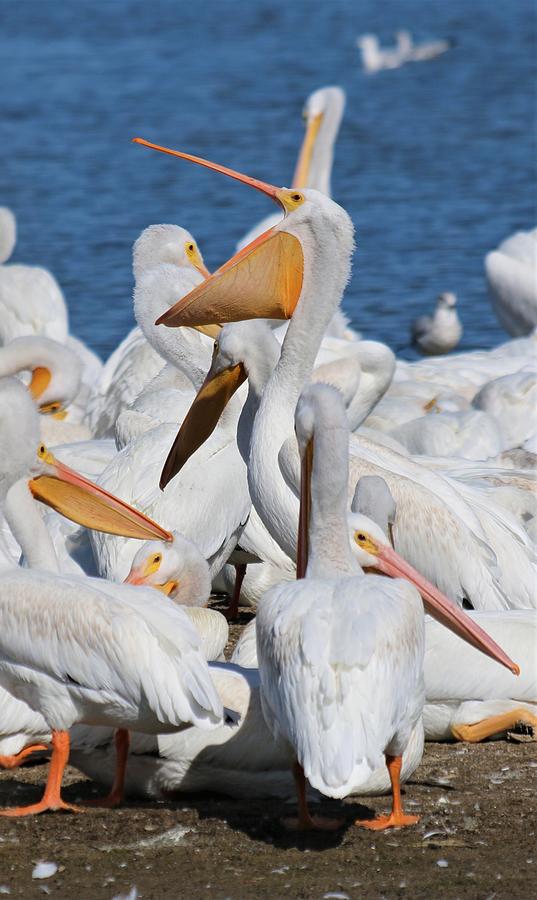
[
  {"left": 0, "top": 743, "right": 49, "bottom": 769},
  {"left": 225, "top": 563, "right": 247, "bottom": 621},
  {"left": 282, "top": 761, "right": 344, "bottom": 832},
  {"left": 452, "top": 708, "right": 537, "bottom": 743},
  {"left": 355, "top": 754, "right": 419, "bottom": 830},
  {"left": 0, "top": 730, "right": 84, "bottom": 816},
  {"left": 84, "top": 729, "right": 130, "bottom": 807}
]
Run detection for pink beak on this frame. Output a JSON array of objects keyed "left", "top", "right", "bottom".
[{"left": 375, "top": 544, "right": 519, "bottom": 676}]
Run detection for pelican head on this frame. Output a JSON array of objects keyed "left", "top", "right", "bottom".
[
  {"left": 293, "top": 86, "right": 345, "bottom": 194},
  {"left": 124, "top": 533, "right": 211, "bottom": 606},
  {"left": 0, "top": 336, "right": 82, "bottom": 419},
  {"left": 133, "top": 224, "right": 209, "bottom": 282}
]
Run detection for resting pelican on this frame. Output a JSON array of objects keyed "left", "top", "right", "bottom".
[
  {"left": 485, "top": 227, "right": 537, "bottom": 336},
  {"left": 351, "top": 475, "right": 537, "bottom": 743},
  {"left": 0, "top": 207, "right": 102, "bottom": 413},
  {"left": 0, "top": 335, "right": 92, "bottom": 443},
  {"left": 255, "top": 384, "right": 516, "bottom": 830},
  {"left": 411, "top": 292, "right": 462, "bottom": 355},
  {"left": 85, "top": 225, "right": 210, "bottom": 438},
  {"left": 139, "top": 141, "right": 537, "bottom": 612}
]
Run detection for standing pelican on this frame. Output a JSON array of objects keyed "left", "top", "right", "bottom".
[
  {"left": 137, "top": 140, "right": 537, "bottom": 613},
  {"left": 256, "top": 384, "right": 517, "bottom": 830}
]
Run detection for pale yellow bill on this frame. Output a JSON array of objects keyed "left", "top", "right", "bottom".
[
  {"left": 292, "top": 113, "right": 323, "bottom": 189},
  {"left": 29, "top": 456, "right": 173, "bottom": 542}
]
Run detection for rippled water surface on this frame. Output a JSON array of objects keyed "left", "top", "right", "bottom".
[{"left": 2, "top": 0, "right": 535, "bottom": 359}]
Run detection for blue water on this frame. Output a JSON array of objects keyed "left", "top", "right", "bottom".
[{"left": 2, "top": 0, "right": 535, "bottom": 360}]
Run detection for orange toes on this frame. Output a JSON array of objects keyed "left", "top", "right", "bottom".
[{"left": 355, "top": 812, "right": 420, "bottom": 831}]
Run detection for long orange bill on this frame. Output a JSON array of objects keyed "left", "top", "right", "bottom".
[
  {"left": 159, "top": 353, "right": 247, "bottom": 490},
  {"left": 30, "top": 457, "right": 173, "bottom": 542},
  {"left": 375, "top": 545, "right": 519, "bottom": 675},
  {"left": 133, "top": 138, "right": 282, "bottom": 202},
  {"left": 297, "top": 438, "right": 313, "bottom": 579},
  {"left": 132, "top": 138, "right": 304, "bottom": 329}
]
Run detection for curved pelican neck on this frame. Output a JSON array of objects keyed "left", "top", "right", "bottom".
[
  {"left": 134, "top": 265, "right": 210, "bottom": 390},
  {"left": 4, "top": 478, "right": 60, "bottom": 573}
]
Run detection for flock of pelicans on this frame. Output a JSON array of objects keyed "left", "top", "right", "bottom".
[{"left": 0, "top": 86, "right": 535, "bottom": 832}]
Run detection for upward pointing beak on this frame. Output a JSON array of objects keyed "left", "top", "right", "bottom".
[
  {"left": 292, "top": 113, "right": 323, "bottom": 189},
  {"left": 375, "top": 544, "right": 519, "bottom": 676},
  {"left": 133, "top": 138, "right": 283, "bottom": 203},
  {"left": 29, "top": 455, "right": 173, "bottom": 542},
  {"left": 133, "top": 138, "right": 304, "bottom": 329}
]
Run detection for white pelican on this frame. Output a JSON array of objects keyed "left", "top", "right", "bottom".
[
  {"left": 86, "top": 235, "right": 247, "bottom": 587},
  {"left": 424, "top": 610, "right": 536, "bottom": 742},
  {"left": 141, "top": 141, "right": 537, "bottom": 612},
  {"left": 69, "top": 662, "right": 425, "bottom": 802},
  {"left": 0, "top": 207, "right": 68, "bottom": 345},
  {"left": 0, "top": 207, "right": 102, "bottom": 413},
  {"left": 124, "top": 536, "right": 229, "bottom": 658},
  {"left": 472, "top": 369, "right": 537, "bottom": 451},
  {"left": 0, "top": 335, "right": 93, "bottom": 444},
  {"left": 0, "top": 567, "right": 223, "bottom": 816},
  {"left": 351, "top": 475, "right": 536, "bottom": 743},
  {"left": 85, "top": 225, "right": 210, "bottom": 438},
  {"left": 255, "top": 384, "right": 516, "bottom": 830},
  {"left": 485, "top": 227, "right": 537, "bottom": 335},
  {"left": 411, "top": 292, "right": 462, "bottom": 355}
]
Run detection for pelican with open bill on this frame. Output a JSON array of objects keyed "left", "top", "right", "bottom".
[
  {"left": 133, "top": 137, "right": 307, "bottom": 488},
  {"left": 30, "top": 443, "right": 173, "bottom": 541}
]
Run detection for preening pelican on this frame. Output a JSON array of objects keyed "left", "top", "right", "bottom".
[
  {"left": 255, "top": 384, "right": 516, "bottom": 830},
  {"left": 485, "top": 227, "right": 537, "bottom": 336},
  {"left": 140, "top": 141, "right": 537, "bottom": 612},
  {"left": 0, "top": 336, "right": 92, "bottom": 443},
  {"left": 411, "top": 292, "right": 462, "bottom": 355}
]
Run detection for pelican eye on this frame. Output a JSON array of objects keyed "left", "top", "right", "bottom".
[
  {"left": 38, "top": 444, "right": 47, "bottom": 458},
  {"left": 188, "top": 244, "right": 194, "bottom": 252},
  {"left": 357, "top": 533, "right": 366, "bottom": 542},
  {"left": 153, "top": 554, "right": 162, "bottom": 564},
  {"left": 291, "top": 193, "right": 303, "bottom": 202}
]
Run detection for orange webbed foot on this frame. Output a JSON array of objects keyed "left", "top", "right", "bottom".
[
  {"left": 355, "top": 812, "right": 420, "bottom": 831},
  {"left": 0, "top": 799, "right": 85, "bottom": 817}
]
